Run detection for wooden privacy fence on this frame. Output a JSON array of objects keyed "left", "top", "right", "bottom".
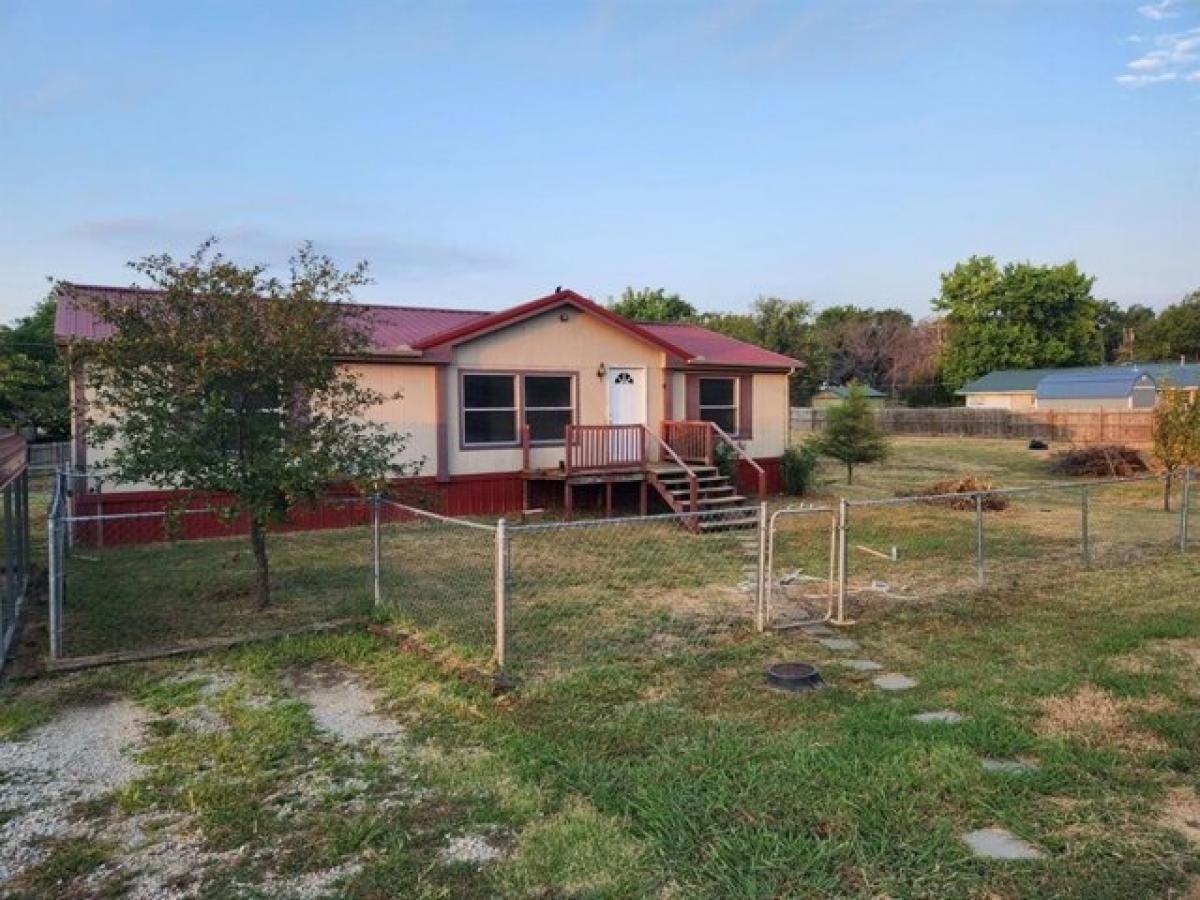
[{"left": 791, "top": 407, "right": 1156, "bottom": 445}]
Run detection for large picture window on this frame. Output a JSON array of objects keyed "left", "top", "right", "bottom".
[
  {"left": 699, "top": 377, "right": 738, "bottom": 434},
  {"left": 523, "top": 375, "right": 574, "bottom": 443},
  {"left": 463, "top": 373, "right": 517, "bottom": 446}
]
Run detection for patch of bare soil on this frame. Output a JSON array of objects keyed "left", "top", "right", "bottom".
[
  {"left": 0, "top": 699, "right": 145, "bottom": 883},
  {"left": 1160, "top": 787, "right": 1200, "bottom": 846},
  {"left": 1036, "top": 685, "right": 1169, "bottom": 754},
  {"left": 285, "top": 664, "right": 403, "bottom": 745}
]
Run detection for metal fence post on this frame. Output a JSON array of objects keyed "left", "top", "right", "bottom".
[
  {"left": 1180, "top": 467, "right": 1192, "bottom": 553},
  {"left": 832, "top": 498, "right": 852, "bottom": 626},
  {"left": 48, "top": 508, "right": 62, "bottom": 660},
  {"left": 1080, "top": 484, "right": 1091, "bottom": 568},
  {"left": 755, "top": 501, "right": 768, "bottom": 633},
  {"left": 494, "top": 517, "right": 507, "bottom": 670},
  {"left": 974, "top": 492, "right": 985, "bottom": 587},
  {"left": 371, "top": 494, "right": 382, "bottom": 607}
]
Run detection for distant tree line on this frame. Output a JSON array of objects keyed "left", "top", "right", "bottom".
[{"left": 612, "top": 264, "right": 1200, "bottom": 407}]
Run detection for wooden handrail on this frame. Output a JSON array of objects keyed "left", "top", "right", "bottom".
[
  {"left": 709, "top": 421, "right": 767, "bottom": 500},
  {"left": 662, "top": 420, "right": 713, "bottom": 465},
  {"left": 644, "top": 425, "right": 700, "bottom": 529}
]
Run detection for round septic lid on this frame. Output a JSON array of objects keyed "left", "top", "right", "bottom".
[{"left": 766, "top": 661, "right": 823, "bottom": 692}]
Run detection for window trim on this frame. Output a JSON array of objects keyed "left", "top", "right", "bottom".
[
  {"left": 461, "top": 371, "right": 519, "bottom": 449},
  {"left": 458, "top": 369, "right": 578, "bottom": 451},
  {"left": 698, "top": 376, "right": 740, "bottom": 437}
]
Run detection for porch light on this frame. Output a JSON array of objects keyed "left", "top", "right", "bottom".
[{"left": 596, "top": 363, "right": 607, "bottom": 379}]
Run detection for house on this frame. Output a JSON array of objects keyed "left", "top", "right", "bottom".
[
  {"left": 958, "top": 363, "right": 1200, "bottom": 410},
  {"left": 811, "top": 382, "right": 887, "bottom": 409},
  {"left": 1035, "top": 369, "right": 1157, "bottom": 411},
  {"left": 54, "top": 286, "right": 800, "bottom": 525}
]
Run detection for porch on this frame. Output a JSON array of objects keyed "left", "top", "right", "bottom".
[{"left": 521, "top": 420, "right": 767, "bottom": 525}]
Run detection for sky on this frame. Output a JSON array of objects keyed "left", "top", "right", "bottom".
[{"left": 1, "top": 0, "right": 1197, "bottom": 324}]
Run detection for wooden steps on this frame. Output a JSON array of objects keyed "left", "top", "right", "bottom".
[{"left": 648, "top": 465, "right": 756, "bottom": 531}]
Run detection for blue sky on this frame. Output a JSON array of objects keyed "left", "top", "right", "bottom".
[{"left": 1, "top": 0, "right": 1197, "bottom": 322}]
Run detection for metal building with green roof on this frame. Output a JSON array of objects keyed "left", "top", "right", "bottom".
[{"left": 958, "top": 363, "right": 1200, "bottom": 410}]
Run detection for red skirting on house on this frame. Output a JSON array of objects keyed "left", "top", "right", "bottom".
[{"left": 71, "top": 458, "right": 783, "bottom": 546}]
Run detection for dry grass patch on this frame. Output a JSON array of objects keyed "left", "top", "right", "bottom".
[
  {"left": 1160, "top": 787, "right": 1200, "bottom": 847},
  {"left": 1037, "top": 685, "right": 1170, "bottom": 754}
]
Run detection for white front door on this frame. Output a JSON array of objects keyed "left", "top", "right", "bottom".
[{"left": 606, "top": 366, "right": 646, "bottom": 426}]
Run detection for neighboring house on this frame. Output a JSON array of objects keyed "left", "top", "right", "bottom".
[
  {"left": 811, "top": 383, "right": 887, "bottom": 409},
  {"left": 54, "top": 286, "right": 800, "bottom": 523},
  {"left": 1035, "top": 369, "right": 1158, "bottom": 411},
  {"left": 958, "top": 363, "right": 1200, "bottom": 410}
]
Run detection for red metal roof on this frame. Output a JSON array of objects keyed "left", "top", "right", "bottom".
[
  {"left": 54, "top": 284, "right": 801, "bottom": 369},
  {"left": 639, "top": 322, "right": 802, "bottom": 369}
]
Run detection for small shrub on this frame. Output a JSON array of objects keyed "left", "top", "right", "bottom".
[
  {"left": 713, "top": 440, "right": 738, "bottom": 480},
  {"left": 903, "top": 475, "right": 1009, "bottom": 511},
  {"left": 1050, "top": 445, "right": 1148, "bottom": 478},
  {"left": 780, "top": 443, "right": 818, "bottom": 496}
]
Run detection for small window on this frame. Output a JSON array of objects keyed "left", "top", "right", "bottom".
[
  {"left": 699, "top": 377, "right": 738, "bottom": 434},
  {"left": 463, "top": 374, "right": 517, "bottom": 446},
  {"left": 524, "top": 375, "right": 574, "bottom": 443}
]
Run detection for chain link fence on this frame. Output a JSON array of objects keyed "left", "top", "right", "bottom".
[
  {"left": 1, "top": 456, "right": 32, "bottom": 677},
  {"left": 38, "top": 466, "right": 1196, "bottom": 675},
  {"left": 806, "top": 470, "right": 1193, "bottom": 624}
]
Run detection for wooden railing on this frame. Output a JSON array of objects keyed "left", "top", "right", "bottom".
[
  {"left": 564, "top": 424, "right": 647, "bottom": 475},
  {"left": 643, "top": 426, "right": 701, "bottom": 531},
  {"left": 709, "top": 421, "right": 766, "bottom": 500},
  {"left": 662, "top": 420, "right": 714, "bottom": 465}
]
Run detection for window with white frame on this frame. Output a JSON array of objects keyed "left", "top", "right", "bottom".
[
  {"left": 463, "top": 373, "right": 517, "bottom": 446},
  {"left": 698, "top": 377, "right": 738, "bottom": 434},
  {"left": 523, "top": 374, "right": 574, "bottom": 443}
]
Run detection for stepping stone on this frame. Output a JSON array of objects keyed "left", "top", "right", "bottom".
[
  {"left": 838, "top": 658, "right": 883, "bottom": 671},
  {"left": 819, "top": 638, "right": 860, "bottom": 652},
  {"left": 982, "top": 758, "right": 1040, "bottom": 774},
  {"left": 873, "top": 673, "right": 918, "bottom": 691},
  {"left": 961, "top": 828, "right": 1043, "bottom": 860},
  {"left": 912, "top": 710, "right": 963, "bottom": 724},
  {"left": 802, "top": 624, "right": 836, "bottom": 637}
]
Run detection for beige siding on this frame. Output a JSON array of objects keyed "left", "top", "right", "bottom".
[
  {"left": 964, "top": 391, "right": 1036, "bottom": 411},
  {"left": 746, "top": 372, "right": 789, "bottom": 457},
  {"left": 448, "top": 306, "right": 667, "bottom": 475},
  {"left": 344, "top": 362, "right": 435, "bottom": 476}
]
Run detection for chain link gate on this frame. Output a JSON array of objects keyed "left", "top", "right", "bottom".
[{"left": 766, "top": 505, "right": 838, "bottom": 630}]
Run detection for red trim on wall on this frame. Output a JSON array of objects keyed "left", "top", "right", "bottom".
[
  {"left": 74, "top": 459, "right": 784, "bottom": 546},
  {"left": 434, "top": 365, "right": 449, "bottom": 481},
  {"left": 738, "top": 374, "right": 753, "bottom": 439},
  {"left": 685, "top": 375, "right": 700, "bottom": 420}
]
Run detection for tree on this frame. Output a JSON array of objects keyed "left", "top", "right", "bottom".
[
  {"left": 813, "top": 382, "right": 890, "bottom": 484},
  {"left": 0, "top": 293, "right": 70, "bottom": 438},
  {"left": 1096, "top": 300, "right": 1156, "bottom": 363},
  {"left": 1151, "top": 385, "right": 1200, "bottom": 512},
  {"left": 82, "top": 240, "right": 415, "bottom": 609},
  {"left": 1137, "top": 289, "right": 1200, "bottom": 362},
  {"left": 933, "top": 256, "right": 1102, "bottom": 389},
  {"left": 609, "top": 287, "right": 696, "bottom": 322},
  {"left": 700, "top": 296, "right": 821, "bottom": 404}
]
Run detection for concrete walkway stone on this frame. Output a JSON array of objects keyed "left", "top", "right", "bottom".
[
  {"left": 913, "top": 710, "right": 963, "bottom": 724},
  {"left": 839, "top": 659, "right": 883, "bottom": 672},
  {"left": 962, "top": 828, "right": 1043, "bottom": 860},
  {"left": 819, "top": 638, "right": 860, "bottom": 652},
  {"left": 873, "top": 674, "right": 917, "bottom": 691},
  {"left": 802, "top": 624, "right": 836, "bottom": 637}
]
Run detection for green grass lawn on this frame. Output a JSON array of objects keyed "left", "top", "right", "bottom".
[{"left": 5, "top": 546, "right": 1199, "bottom": 897}]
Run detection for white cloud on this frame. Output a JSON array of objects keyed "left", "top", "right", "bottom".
[
  {"left": 1138, "top": 0, "right": 1179, "bottom": 21},
  {"left": 1117, "top": 26, "right": 1200, "bottom": 86}
]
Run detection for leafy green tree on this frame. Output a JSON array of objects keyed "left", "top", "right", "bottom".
[
  {"left": 1152, "top": 385, "right": 1200, "bottom": 511},
  {"left": 1137, "top": 289, "right": 1200, "bottom": 362},
  {"left": 83, "top": 240, "right": 415, "bottom": 609},
  {"left": 1096, "top": 300, "right": 1156, "bottom": 363},
  {"left": 609, "top": 287, "right": 696, "bottom": 322},
  {"left": 814, "top": 382, "right": 890, "bottom": 484},
  {"left": 699, "top": 296, "right": 821, "bottom": 404},
  {"left": 0, "top": 293, "right": 70, "bottom": 438},
  {"left": 696, "top": 311, "right": 757, "bottom": 343},
  {"left": 934, "top": 256, "right": 1102, "bottom": 389}
]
